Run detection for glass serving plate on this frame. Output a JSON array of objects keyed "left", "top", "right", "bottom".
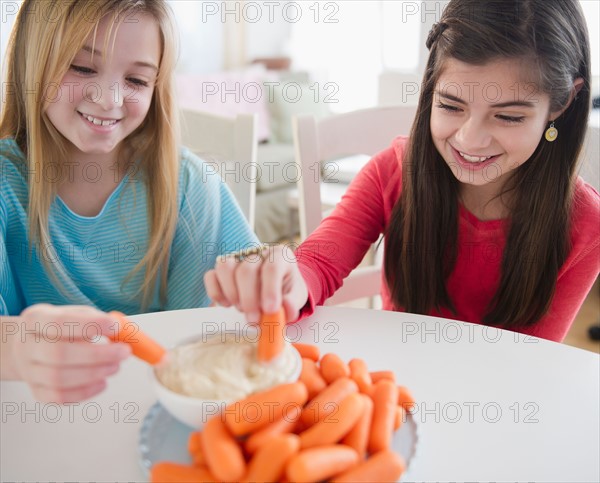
[{"left": 139, "top": 401, "right": 420, "bottom": 481}]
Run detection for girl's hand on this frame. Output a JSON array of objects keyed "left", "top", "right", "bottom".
[
  {"left": 7, "top": 304, "right": 131, "bottom": 403},
  {"left": 204, "top": 245, "right": 309, "bottom": 324}
]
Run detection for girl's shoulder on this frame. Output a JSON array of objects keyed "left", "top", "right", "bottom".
[
  {"left": 571, "top": 177, "right": 600, "bottom": 241},
  {"left": 0, "top": 138, "right": 26, "bottom": 190},
  {"left": 177, "top": 147, "right": 217, "bottom": 189}
]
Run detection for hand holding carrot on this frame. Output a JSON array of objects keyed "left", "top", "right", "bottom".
[
  {"left": 204, "top": 244, "right": 309, "bottom": 324},
  {"left": 4, "top": 304, "right": 131, "bottom": 403}
]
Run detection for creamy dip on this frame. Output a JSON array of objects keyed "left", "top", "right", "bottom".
[{"left": 155, "top": 333, "right": 299, "bottom": 400}]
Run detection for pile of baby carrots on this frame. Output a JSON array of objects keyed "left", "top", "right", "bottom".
[{"left": 151, "top": 337, "right": 415, "bottom": 483}]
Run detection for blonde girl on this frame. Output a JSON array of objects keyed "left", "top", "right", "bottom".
[
  {"left": 0, "top": 0, "right": 257, "bottom": 401},
  {"left": 206, "top": 0, "right": 599, "bottom": 343}
]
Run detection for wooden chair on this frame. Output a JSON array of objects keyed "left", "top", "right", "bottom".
[
  {"left": 292, "top": 105, "right": 417, "bottom": 305},
  {"left": 180, "top": 108, "right": 258, "bottom": 229}
]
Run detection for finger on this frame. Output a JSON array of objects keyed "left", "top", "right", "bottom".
[
  {"left": 21, "top": 304, "right": 121, "bottom": 340},
  {"left": 204, "top": 270, "right": 230, "bottom": 307},
  {"left": 235, "top": 260, "right": 262, "bottom": 323},
  {"left": 282, "top": 271, "right": 310, "bottom": 322},
  {"left": 27, "top": 362, "right": 121, "bottom": 389},
  {"left": 29, "top": 340, "right": 131, "bottom": 366},
  {"left": 213, "top": 256, "right": 241, "bottom": 308},
  {"left": 260, "top": 255, "right": 286, "bottom": 314},
  {"left": 30, "top": 380, "right": 108, "bottom": 404}
]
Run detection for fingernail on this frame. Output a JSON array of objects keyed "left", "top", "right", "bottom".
[
  {"left": 264, "top": 298, "right": 278, "bottom": 313},
  {"left": 246, "top": 311, "right": 260, "bottom": 324},
  {"left": 118, "top": 344, "right": 132, "bottom": 358}
]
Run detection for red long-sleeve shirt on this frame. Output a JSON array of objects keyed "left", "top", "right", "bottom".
[{"left": 297, "top": 136, "right": 600, "bottom": 342}]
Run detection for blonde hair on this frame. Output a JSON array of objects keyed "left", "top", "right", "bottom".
[{"left": 1, "top": 0, "right": 180, "bottom": 310}]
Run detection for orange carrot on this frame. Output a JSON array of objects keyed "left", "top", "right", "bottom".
[
  {"left": 201, "top": 416, "right": 246, "bottom": 482},
  {"left": 369, "top": 370, "right": 396, "bottom": 384},
  {"left": 348, "top": 358, "right": 372, "bottom": 394},
  {"left": 299, "top": 358, "right": 327, "bottom": 399},
  {"left": 245, "top": 412, "right": 300, "bottom": 455},
  {"left": 320, "top": 353, "right": 350, "bottom": 384},
  {"left": 107, "top": 311, "right": 166, "bottom": 365},
  {"left": 301, "top": 377, "right": 358, "bottom": 427},
  {"left": 150, "top": 462, "right": 216, "bottom": 483},
  {"left": 243, "top": 434, "right": 300, "bottom": 482},
  {"left": 224, "top": 381, "right": 308, "bottom": 436},
  {"left": 292, "top": 342, "right": 320, "bottom": 361},
  {"left": 187, "top": 431, "right": 205, "bottom": 467},
  {"left": 394, "top": 405, "right": 406, "bottom": 431},
  {"left": 331, "top": 449, "right": 406, "bottom": 483},
  {"left": 299, "top": 393, "right": 364, "bottom": 449},
  {"left": 257, "top": 308, "right": 287, "bottom": 363},
  {"left": 368, "top": 380, "right": 398, "bottom": 454},
  {"left": 286, "top": 445, "right": 360, "bottom": 483},
  {"left": 397, "top": 385, "right": 416, "bottom": 412},
  {"left": 341, "top": 394, "right": 373, "bottom": 459}
]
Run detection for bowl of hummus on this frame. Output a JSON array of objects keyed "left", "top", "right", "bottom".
[{"left": 150, "top": 327, "right": 302, "bottom": 429}]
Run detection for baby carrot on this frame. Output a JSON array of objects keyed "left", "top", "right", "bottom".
[
  {"left": 292, "top": 342, "right": 320, "bottom": 361},
  {"left": 320, "top": 353, "right": 350, "bottom": 384},
  {"left": 397, "top": 385, "right": 416, "bottom": 412},
  {"left": 368, "top": 380, "right": 398, "bottom": 454},
  {"left": 150, "top": 462, "right": 216, "bottom": 483},
  {"left": 331, "top": 449, "right": 406, "bottom": 483},
  {"left": 201, "top": 416, "right": 246, "bottom": 482},
  {"left": 187, "top": 431, "right": 205, "bottom": 467},
  {"left": 245, "top": 412, "right": 300, "bottom": 455},
  {"left": 299, "top": 393, "right": 364, "bottom": 449},
  {"left": 394, "top": 405, "right": 406, "bottom": 431},
  {"left": 224, "top": 381, "right": 308, "bottom": 436},
  {"left": 107, "top": 311, "right": 166, "bottom": 365},
  {"left": 286, "top": 445, "right": 360, "bottom": 483},
  {"left": 369, "top": 370, "right": 396, "bottom": 383},
  {"left": 341, "top": 394, "right": 373, "bottom": 459},
  {"left": 348, "top": 358, "right": 372, "bottom": 394},
  {"left": 299, "top": 357, "right": 327, "bottom": 399},
  {"left": 300, "top": 377, "right": 358, "bottom": 427},
  {"left": 257, "top": 307, "right": 287, "bottom": 363},
  {"left": 243, "top": 433, "right": 300, "bottom": 482}
]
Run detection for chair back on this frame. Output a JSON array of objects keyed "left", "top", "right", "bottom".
[
  {"left": 181, "top": 109, "right": 258, "bottom": 229},
  {"left": 292, "top": 105, "right": 417, "bottom": 305}
]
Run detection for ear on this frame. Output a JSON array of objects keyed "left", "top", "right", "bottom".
[{"left": 549, "top": 77, "right": 585, "bottom": 121}]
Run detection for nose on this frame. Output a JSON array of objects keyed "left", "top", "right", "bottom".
[
  {"left": 87, "top": 80, "right": 124, "bottom": 110},
  {"left": 454, "top": 116, "right": 492, "bottom": 152}
]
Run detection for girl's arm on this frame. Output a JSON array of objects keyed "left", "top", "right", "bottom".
[
  {"left": 295, "top": 145, "right": 400, "bottom": 315},
  {"left": 520, "top": 183, "right": 600, "bottom": 342},
  {"left": 204, "top": 142, "right": 403, "bottom": 323}
]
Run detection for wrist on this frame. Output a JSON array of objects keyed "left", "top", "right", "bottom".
[{"left": 1, "top": 316, "right": 23, "bottom": 380}]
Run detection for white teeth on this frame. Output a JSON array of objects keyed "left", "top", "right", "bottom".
[
  {"left": 83, "top": 114, "right": 117, "bottom": 126},
  {"left": 459, "top": 151, "right": 492, "bottom": 163}
]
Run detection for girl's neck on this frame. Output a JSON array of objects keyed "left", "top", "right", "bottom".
[
  {"left": 57, "top": 146, "right": 130, "bottom": 217},
  {"left": 459, "top": 181, "right": 513, "bottom": 221}
]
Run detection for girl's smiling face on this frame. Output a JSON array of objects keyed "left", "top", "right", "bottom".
[
  {"left": 45, "top": 12, "right": 161, "bottom": 163},
  {"left": 430, "top": 58, "right": 562, "bottom": 194}
]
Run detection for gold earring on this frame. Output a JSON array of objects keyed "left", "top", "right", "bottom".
[{"left": 545, "top": 121, "right": 558, "bottom": 142}]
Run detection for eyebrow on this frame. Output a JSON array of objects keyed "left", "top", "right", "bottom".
[
  {"left": 436, "top": 91, "right": 537, "bottom": 108},
  {"left": 81, "top": 45, "right": 159, "bottom": 72}
]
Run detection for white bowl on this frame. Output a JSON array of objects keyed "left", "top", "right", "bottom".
[{"left": 149, "top": 329, "right": 302, "bottom": 429}]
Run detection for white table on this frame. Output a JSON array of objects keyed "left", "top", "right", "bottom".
[{"left": 1, "top": 306, "right": 599, "bottom": 482}]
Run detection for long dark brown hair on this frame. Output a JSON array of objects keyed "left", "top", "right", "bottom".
[{"left": 384, "top": 0, "right": 591, "bottom": 328}]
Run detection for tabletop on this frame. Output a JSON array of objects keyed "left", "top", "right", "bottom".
[{"left": 1, "top": 306, "right": 599, "bottom": 482}]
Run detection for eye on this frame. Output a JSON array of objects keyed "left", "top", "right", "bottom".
[
  {"left": 70, "top": 64, "right": 95, "bottom": 75},
  {"left": 126, "top": 77, "right": 149, "bottom": 87},
  {"left": 436, "top": 102, "right": 462, "bottom": 113},
  {"left": 496, "top": 114, "right": 525, "bottom": 124}
]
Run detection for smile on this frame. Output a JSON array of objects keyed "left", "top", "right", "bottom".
[
  {"left": 458, "top": 151, "right": 494, "bottom": 163},
  {"left": 78, "top": 111, "right": 120, "bottom": 126}
]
